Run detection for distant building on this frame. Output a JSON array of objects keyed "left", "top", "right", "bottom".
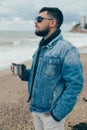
[
  {"left": 80, "top": 16, "right": 87, "bottom": 29},
  {"left": 70, "top": 16, "right": 87, "bottom": 33}
]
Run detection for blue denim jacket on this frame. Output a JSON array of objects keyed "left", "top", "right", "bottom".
[{"left": 20, "top": 33, "right": 84, "bottom": 121}]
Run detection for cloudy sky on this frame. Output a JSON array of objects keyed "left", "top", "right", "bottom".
[{"left": 0, "top": 0, "right": 87, "bottom": 31}]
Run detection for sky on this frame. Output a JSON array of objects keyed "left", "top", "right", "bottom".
[{"left": 0, "top": 0, "right": 87, "bottom": 32}]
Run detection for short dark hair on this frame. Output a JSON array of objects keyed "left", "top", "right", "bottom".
[{"left": 39, "top": 7, "right": 63, "bottom": 28}]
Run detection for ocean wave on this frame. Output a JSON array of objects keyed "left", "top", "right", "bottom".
[
  {"left": 13, "top": 41, "right": 22, "bottom": 46},
  {"left": 0, "top": 41, "right": 14, "bottom": 46},
  {"left": 0, "top": 32, "right": 87, "bottom": 70}
]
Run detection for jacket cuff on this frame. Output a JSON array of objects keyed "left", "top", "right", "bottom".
[{"left": 50, "top": 110, "right": 61, "bottom": 122}]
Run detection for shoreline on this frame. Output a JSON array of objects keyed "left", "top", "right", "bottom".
[
  {"left": 0, "top": 59, "right": 32, "bottom": 72},
  {"left": 0, "top": 47, "right": 87, "bottom": 71}
]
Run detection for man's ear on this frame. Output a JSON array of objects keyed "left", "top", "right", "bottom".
[{"left": 49, "top": 19, "right": 57, "bottom": 28}]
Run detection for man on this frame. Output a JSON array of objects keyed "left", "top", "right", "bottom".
[{"left": 11, "top": 7, "right": 84, "bottom": 130}]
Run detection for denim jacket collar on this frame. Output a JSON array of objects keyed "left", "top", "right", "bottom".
[{"left": 45, "top": 33, "right": 63, "bottom": 49}]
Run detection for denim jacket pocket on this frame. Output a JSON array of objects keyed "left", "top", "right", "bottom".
[{"left": 44, "top": 57, "right": 61, "bottom": 77}]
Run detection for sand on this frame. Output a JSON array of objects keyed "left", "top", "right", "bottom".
[{"left": 0, "top": 54, "right": 87, "bottom": 130}]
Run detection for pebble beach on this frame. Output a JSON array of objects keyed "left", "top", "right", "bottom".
[{"left": 0, "top": 53, "right": 87, "bottom": 130}]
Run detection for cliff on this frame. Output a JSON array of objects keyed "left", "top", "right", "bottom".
[{"left": 70, "top": 23, "right": 87, "bottom": 33}]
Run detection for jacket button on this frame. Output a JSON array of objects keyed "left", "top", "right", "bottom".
[{"left": 50, "top": 60, "right": 52, "bottom": 63}]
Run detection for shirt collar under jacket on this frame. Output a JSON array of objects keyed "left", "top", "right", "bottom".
[{"left": 39, "top": 29, "right": 61, "bottom": 48}]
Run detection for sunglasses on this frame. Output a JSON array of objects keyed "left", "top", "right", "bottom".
[{"left": 35, "top": 16, "right": 53, "bottom": 23}]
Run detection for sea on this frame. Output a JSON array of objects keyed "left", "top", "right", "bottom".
[{"left": 0, "top": 31, "right": 87, "bottom": 70}]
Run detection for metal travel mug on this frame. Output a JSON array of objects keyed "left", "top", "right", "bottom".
[{"left": 12, "top": 63, "right": 25, "bottom": 76}]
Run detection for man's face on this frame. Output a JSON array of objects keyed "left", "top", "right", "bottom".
[{"left": 34, "top": 11, "right": 52, "bottom": 37}]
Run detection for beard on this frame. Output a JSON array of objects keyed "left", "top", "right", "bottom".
[{"left": 35, "top": 27, "right": 50, "bottom": 37}]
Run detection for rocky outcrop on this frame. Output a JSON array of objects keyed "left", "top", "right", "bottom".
[{"left": 70, "top": 23, "right": 87, "bottom": 33}]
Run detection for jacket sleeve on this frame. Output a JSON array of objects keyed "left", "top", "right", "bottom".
[
  {"left": 19, "top": 69, "right": 31, "bottom": 81},
  {"left": 51, "top": 48, "right": 84, "bottom": 121}
]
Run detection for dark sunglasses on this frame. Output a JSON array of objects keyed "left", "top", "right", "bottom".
[{"left": 35, "top": 16, "right": 53, "bottom": 23}]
